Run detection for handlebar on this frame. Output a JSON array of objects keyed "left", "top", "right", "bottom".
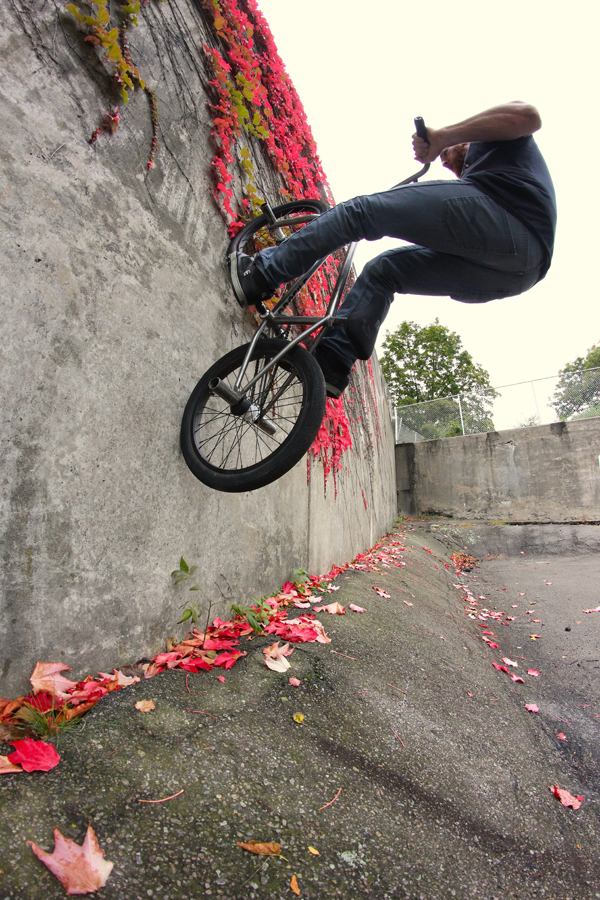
[
  {"left": 392, "top": 117, "right": 431, "bottom": 187},
  {"left": 414, "top": 116, "right": 428, "bottom": 143}
]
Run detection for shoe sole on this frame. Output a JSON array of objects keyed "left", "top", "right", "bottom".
[{"left": 228, "top": 251, "right": 248, "bottom": 309}]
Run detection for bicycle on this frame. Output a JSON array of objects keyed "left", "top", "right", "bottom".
[{"left": 180, "top": 120, "right": 430, "bottom": 493}]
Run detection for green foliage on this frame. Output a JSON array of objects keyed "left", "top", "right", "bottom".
[
  {"left": 171, "top": 558, "right": 213, "bottom": 635},
  {"left": 551, "top": 342, "right": 600, "bottom": 420},
  {"left": 381, "top": 319, "right": 496, "bottom": 438},
  {"left": 171, "top": 557, "right": 200, "bottom": 590},
  {"left": 14, "top": 703, "right": 81, "bottom": 740},
  {"left": 230, "top": 597, "right": 272, "bottom": 633}
]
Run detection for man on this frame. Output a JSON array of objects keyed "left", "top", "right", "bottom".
[{"left": 234, "top": 102, "right": 556, "bottom": 398}]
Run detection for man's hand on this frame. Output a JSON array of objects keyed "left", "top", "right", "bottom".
[
  {"left": 412, "top": 102, "right": 541, "bottom": 165},
  {"left": 412, "top": 127, "right": 447, "bottom": 164}
]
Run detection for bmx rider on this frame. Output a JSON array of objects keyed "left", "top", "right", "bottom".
[{"left": 233, "top": 102, "right": 557, "bottom": 399}]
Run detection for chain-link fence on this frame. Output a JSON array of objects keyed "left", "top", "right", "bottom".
[{"left": 392, "top": 366, "right": 600, "bottom": 442}]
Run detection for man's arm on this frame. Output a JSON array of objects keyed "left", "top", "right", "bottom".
[{"left": 413, "top": 102, "right": 542, "bottom": 164}]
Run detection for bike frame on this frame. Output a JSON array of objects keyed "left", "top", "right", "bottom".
[{"left": 229, "top": 157, "right": 431, "bottom": 400}]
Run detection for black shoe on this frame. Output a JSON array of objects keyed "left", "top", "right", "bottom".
[
  {"left": 231, "top": 253, "right": 273, "bottom": 311},
  {"left": 313, "top": 346, "right": 352, "bottom": 399}
]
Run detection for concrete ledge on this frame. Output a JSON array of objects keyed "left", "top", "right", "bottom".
[{"left": 396, "top": 418, "right": 600, "bottom": 522}]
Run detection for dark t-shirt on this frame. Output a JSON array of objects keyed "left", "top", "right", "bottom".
[{"left": 462, "top": 135, "right": 556, "bottom": 276}]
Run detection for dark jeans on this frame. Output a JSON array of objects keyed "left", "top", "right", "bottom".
[{"left": 255, "top": 180, "right": 545, "bottom": 366}]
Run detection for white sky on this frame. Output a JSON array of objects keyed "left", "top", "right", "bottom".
[{"left": 256, "top": 0, "right": 600, "bottom": 404}]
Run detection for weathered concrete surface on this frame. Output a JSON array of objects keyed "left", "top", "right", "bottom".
[
  {"left": 0, "top": 3, "right": 396, "bottom": 696},
  {"left": 1, "top": 526, "right": 598, "bottom": 899},
  {"left": 396, "top": 419, "right": 600, "bottom": 522},
  {"left": 427, "top": 520, "right": 600, "bottom": 559}
]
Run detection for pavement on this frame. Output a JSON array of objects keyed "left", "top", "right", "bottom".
[{"left": 1, "top": 519, "right": 599, "bottom": 900}]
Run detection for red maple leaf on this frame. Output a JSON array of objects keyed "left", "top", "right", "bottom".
[
  {"left": 8, "top": 738, "right": 60, "bottom": 772},
  {"left": 28, "top": 825, "right": 113, "bottom": 894},
  {"left": 549, "top": 784, "right": 583, "bottom": 809},
  {"left": 212, "top": 651, "right": 246, "bottom": 669}
]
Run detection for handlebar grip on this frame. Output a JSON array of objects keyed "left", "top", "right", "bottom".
[{"left": 414, "top": 117, "right": 428, "bottom": 142}]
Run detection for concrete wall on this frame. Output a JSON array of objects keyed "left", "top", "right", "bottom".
[
  {"left": 0, "top": 1, "right": 396, "bottom": 695},
  {"left": 396, "top": 419, "right": 600, "bottom": 522}
]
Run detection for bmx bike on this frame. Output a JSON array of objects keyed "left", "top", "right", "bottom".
[{"left": 180, "top": 120, "right": 430, "bottom": 493}]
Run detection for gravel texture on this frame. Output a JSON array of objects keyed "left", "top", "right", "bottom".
[{"left": 1, "top": 522, "right": 598, "bottom": 899}]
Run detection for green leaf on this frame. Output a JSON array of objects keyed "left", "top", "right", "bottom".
[
  {"left": 179, "top": 558, "right": 189, "bottom": 573},
  {"left": 246, "top": 612, "right": 260, "bottom": 632},
  {"left": 255, "top": 126, "right": 269, "bottom": 138},
  {"left": 65, "top": 4, "right": 84, "bottom": 19},
  {"left": 179, "top": 609, "right": 192, "bottom": 622},
  {"left": 108, "top": 42, "right": 123, "bottom": 62},
  {"left": 189, "top": 585, "right": 201, "bottom": 591},
  {"left": 252, "top": 111, "right": 261, "bottom": 126},
  {"left": 96, "top": 6, "right": 110, "bottom": 25},
  {"left": 240, "top": 147, "right": 251, "bottom": 158}
]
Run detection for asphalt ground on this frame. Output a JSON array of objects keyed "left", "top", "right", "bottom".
[{"left": 1, "top": 521, "right": 599, "bottom": 900}]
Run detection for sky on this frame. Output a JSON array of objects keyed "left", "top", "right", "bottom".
[{"left": 255, "top": 0, "right": 600, "bottom": 424}]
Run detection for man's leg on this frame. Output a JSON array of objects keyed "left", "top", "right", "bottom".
[
  {"left": 253, "top": 179, "right": 542, "bottom": 290},
  {"left": 320, "top": 243, "right": 543, "bottom": 371}
]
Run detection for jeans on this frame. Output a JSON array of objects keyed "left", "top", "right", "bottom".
[{"left": 255, "top": 180, "right": 546, "bottom": 367}]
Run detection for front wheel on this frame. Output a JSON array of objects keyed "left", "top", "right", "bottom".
[{"left": 180, "top": 339, "right": 326, "bottom": 492}]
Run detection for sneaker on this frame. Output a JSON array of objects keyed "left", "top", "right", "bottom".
[
  {"left": 313, "top": 346, "right": 352, "bottom": 399},
  {"left": 231, "top": 253, "right": 273, "bottom": 311}
]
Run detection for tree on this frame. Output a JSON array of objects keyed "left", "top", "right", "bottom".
[
  {"left": 551, "top": 342, "right": 600, "bottom": 421},
  {"left": 380, "top": 319, "right": 497, "bottom": 438}
]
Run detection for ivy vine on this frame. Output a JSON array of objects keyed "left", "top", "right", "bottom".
[{"left": 65, "top": 0, "right": 160, "bottom": 168}]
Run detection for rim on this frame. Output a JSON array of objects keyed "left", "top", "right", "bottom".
[{"left": 192, "top": 352, "right": 307, "bottom": 475}]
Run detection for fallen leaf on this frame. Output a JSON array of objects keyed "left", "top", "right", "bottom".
[
  {"left": 264, "top": 654, "right": 291, "bottom": 673},
  {"left": 349, "top": 604, "right": 366, "bottom": 613},
  {"left": 263, "top": 642, "right": 294, "bottom": 672},
  {"left": 492, "top": 663, "right": 509, "bottom": 674},
  {"left": 403, "top": 600, "right": 414, "bottom": 607},
  {"left": 509, "top": 673, "right": 524, "bottom": 683},
  {"left": 263, "top": 642, "right": 294, "bottom": 658},
  {"left": 320, "top": 602, "right": 345, "bottom": 615},
  {"left": 557, "top": 733, "right": 568, "bottom": 741},
  {"left": 8, "top": 739, "right": 60, "bottom": 772},
  {"left": 236, "top": 841, "right": 281, "bottom": 856},
  {"left": 502, "top": 657, "right": 518, "bottom": 667},
  {"left": 289, "top": 677, "right": 301, "bottom": 687},
  {"left": 532, "top": 619, "right": 542, "bottom": 624},
  {"left": 135, "top": 700, "right": 155, "bottom": 712},
  {"left": 525, "top": 703, "right": 539, "bottom": 713},
  {"left": 308, "top": 846, "right": 319, "bottom": 855},
  {"left": 530, "top": 634, "right": 542, "bottom": 640},
  {"left": 549, "top": 784, "right": 583, "bottom": 809},
  {"left": 583, "top": 605, "right": 600, "bottom": 613},
  {"left": 291, "top": 874, "right": 300, "bottom": 895},
  {"left": 217, "top": 676, "right": 226, "bottom": 683},
  {"left": 527, "top": 669, "right": 540, "bottom": 677},
  {"left": 28, "top": 825, "right": 113, "bottom": 894},
  {"left": 0, "top": 755, "right": 23, "bottom": 774},
  {"left": 372, "top": 587, "right": 390, "bottom": 599},
  {"left": 30, "top": 663, "right": 77, "bottom": 700},
  {"left": 293, "top": 713, "right": 304, "bottom": 724}
]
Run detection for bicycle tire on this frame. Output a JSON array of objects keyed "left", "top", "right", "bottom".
[
  {"left": 228, "top": 198, "right": 330, "bottom": 259},
  {"left": 180, "top": 338, "right": 326, "bottom": 492}
]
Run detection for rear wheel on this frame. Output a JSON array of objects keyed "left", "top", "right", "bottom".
[
  {"left": 180, "top": 339, "right": 326, "bottom": 492},
  {"left": 228, "top": 199, "right": 329, "bottom": 260}
]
